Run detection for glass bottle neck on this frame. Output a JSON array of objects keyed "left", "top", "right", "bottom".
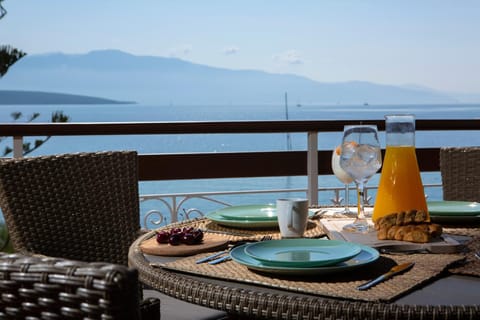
[{"left": 385, "top": 115, "right": 416, "bottom": 146}]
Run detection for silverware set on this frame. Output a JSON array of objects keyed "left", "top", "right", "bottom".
[{"left": 196, "top": 235, "right": 273, "bottom": 265}]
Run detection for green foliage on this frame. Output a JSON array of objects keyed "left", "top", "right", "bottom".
[
  {"left": 0, "top": 0, "right": 6, "bottom": 21},
  {"left": 52, "top": 110, "right": 70, "bottom": 123},
  {"left": 0, "top": 45, "right": 26, "bottom": 77},
  {"left": 1, "top": 2, "right": 27, "bottom": 78}
]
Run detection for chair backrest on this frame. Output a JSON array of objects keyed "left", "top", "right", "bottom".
[
  {"left": 0, "top": 151, "right": 140, "bottom": 265},
  {"left": 440, "top": 147, "right": 480, "bottom": 202},
  {"left": 0, "top": 252, "right": 142, "bottom": 320}
]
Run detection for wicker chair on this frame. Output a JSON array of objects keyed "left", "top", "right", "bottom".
[
  {"left": 0, "top": 151, "right": 160, "bottom": 318},
  {"left": 0, "top": 252, "right": 159, "bottom": 320},
  {"left": 440, "top": 147, "right": 480, "bottom": 202},
  {"left": 0, "top": 151, "right": 141, "bottom": 265}
]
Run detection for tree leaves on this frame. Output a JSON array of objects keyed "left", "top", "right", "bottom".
[
  {"left": 0, "top": 45, "right": 26, "bottom": 77},
  {"left": 0, "top": 0, "right": 6, "bottom": 20}
]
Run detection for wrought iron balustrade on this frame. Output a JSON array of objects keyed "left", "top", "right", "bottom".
[{"left": 139, "top": 183, "right": 443, "bottom": 229}]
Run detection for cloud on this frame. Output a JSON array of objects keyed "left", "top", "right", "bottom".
[
  {"left": 273, "top": 50, "right": 304, "bottom": 65},
  {"left": 223, "top": 46, "right": 239, "bottom": 55},
  {"left": 168, "top": 45, "right": 192, "bottom": 58}
]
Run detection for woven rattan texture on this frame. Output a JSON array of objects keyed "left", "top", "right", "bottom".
[
  {"left": 129, "top": 219, "right": 480, "bottom": 320},
  {"left": 0, "top": 151, "right": 140, "bottom": 266},
  {"left": 0, "top": 252, "right": 142, "bottom": 320},
  {"left": 440, "top": 147, "right": 480, "bottom": 202},
  {"left": 163, "top": 250, "right": 462, "bottom": 303}
]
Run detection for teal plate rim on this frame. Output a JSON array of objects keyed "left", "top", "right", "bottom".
[
  {"left": 215, "top": 204, "right": 278, "bottom": 221},
  {"left": 207, "top": 205, "right": 316, "bottom": 229},
  {"left": 230, "top": 242, "right": 379, "bottom": 276},
  {"left": 243, "top": 239, "right": 362, "bottom": 267},
  {"left": 427, "top": 201, "right": 480, "bottom": 217}
]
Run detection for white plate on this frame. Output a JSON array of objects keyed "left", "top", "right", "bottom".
[{"left": 230, "top": 242, "right": 379, "bottom": 276}]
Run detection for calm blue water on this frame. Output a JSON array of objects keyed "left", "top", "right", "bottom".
[{"left": 1, "top": 103, "right": 479, "bottom": 226}]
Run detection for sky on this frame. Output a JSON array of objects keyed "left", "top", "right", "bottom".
[{"left": 1, "top": 0, "right": 480, "bottom": 94}]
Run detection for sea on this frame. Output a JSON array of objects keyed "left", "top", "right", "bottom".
[{"left": 1, "top": 103, "right": 479, "bottom": 227}]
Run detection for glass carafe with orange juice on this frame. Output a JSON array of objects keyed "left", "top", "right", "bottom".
[{"left": 373, "top": 114, "right": 429, "bottom": 222}]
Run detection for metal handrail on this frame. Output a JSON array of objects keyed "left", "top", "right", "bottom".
[{"left": 0, "top": 119, "right": 478, "bottom": 136}]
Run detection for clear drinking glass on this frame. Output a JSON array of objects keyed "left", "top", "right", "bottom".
[
  {"left": 331, "top": 146, "right": 354, "bottom": 215},
  {"left": 339, "top": 125, "right": 382, "bottom": 233}
]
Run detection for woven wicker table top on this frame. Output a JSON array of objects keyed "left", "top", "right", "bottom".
[{"left": 128, "top": 215, "right": 480, "bottom": 320}]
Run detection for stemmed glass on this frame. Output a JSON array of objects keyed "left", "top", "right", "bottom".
[
  {"left": 339, "top": 125, "right": 382, "bottom": 233},
  {"left": 331, "top": 146, "right": 354, "bottom": 215}
]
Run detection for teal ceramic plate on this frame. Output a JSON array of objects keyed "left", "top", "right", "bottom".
[
  {"left": 244, "top": 239, "right": 362, "bottom": 267},
  {"left": 216, "top": 204, "right": 277, "bottom": 221},
  {"left": 207, "top": 205, "right": 315, "bottom": 229},
  {"left": 230, "top": 243, "right": 379, "bottom": 276},
  {"left": 428, "top": 201, "right": 480, "bottom": 216},
  {"left": 428, "top": 201, "right": 480, "bottom": 223}
]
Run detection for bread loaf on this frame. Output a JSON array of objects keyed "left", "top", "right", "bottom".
[{"left": 374, "top": 210, "right": 442, "bottom": 243}]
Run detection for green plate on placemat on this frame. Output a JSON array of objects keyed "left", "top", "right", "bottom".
[
  {"left": 428, "top": 201, "right": 480, "bottom": 223},
  {"left": 244, "top": 239, "right": 362, "bottom": 267},
  {"left": 207, "top": 205, "right": 316, "bottom": 229},
  {"left": 207, "top": 204, "right": 279, "bottom": 228},
  {"left": 216, "top": 204, "right": 277, "bottom": 221},
  {"left": 230, "top": 242, "right": 379, "bottom": 276}
]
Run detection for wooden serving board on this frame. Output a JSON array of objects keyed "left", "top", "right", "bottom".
[
  {"left": 140, "top": 233, "right": 229, "bottom": 256},
  {"left": 320, "top": 218, "right": 466, "bottom": 253}
]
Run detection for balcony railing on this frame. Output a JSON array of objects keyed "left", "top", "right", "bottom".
[{"left": 1, "top": 119, "right": 478, "bottom": 229}]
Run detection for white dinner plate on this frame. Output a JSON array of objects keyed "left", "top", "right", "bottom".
[{"left": 230, "top": 242, "right": 379, "bottom": 276}]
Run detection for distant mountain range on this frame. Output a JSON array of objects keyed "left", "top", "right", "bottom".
[
  {"left": 0, "top": 49, "right": 467, "bottom": 105},
  {"left": 0, "top": 90, "right": 131, "bottom": 105}
]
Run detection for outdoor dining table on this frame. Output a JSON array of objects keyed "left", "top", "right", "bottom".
[{"left": 128, "top": 208, "right": 480, "bottom": 320}]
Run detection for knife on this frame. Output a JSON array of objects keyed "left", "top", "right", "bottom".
[
  {"left": 357, "top": 262, "right": 415, "bottom": 291},
  {"left": 195, "top": 250, "right": 228, "bottom": 264},
  {"left": 208, "top": 254, "right": 232, "bottom": 265}
]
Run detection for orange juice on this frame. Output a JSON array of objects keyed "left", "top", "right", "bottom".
[{"left": 373, "top": 145, "right": 429, "bottom": 221}]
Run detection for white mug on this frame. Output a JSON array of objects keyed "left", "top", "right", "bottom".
[{"left": 276, "top": 198, "right": 309, "bottom": 238}]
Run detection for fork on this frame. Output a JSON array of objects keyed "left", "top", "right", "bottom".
[{"left": 204, "top": 235, "right": 272, "bottom": 265}]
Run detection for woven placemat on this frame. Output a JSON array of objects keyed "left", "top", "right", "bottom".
[{"left": 162, "top": 252, "right": 463, "bottom": 302}]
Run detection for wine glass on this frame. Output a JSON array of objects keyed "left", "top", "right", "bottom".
[
  {"left": 331, "top": 146, "right": 354, "bottom": 215},
  {"left": 339, "top": 125, "right": 382, "bottom": 233}
]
